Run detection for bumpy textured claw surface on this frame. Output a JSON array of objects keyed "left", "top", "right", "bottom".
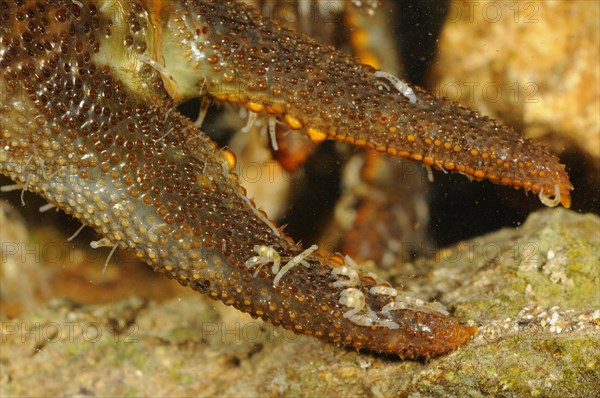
[
  {"left": 1, "top": 0, "right": 572, "bottom": 358},
  {"left": 154, "top": 0, "right": 572, "bottom": 207}
]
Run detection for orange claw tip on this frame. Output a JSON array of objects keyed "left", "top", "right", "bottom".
[
  {"left": 437, "top": 323, "right": 477, "bottom": 349},
  {"left": 389, "top": 323, "right": 477, "bottom": 359},
  {"left": 560, "top": 189, "right": 572, "bottom": 209},
  {"left": 455, "top": 324, "right": 478, "bottom": 345},
  {"left": 538, "top": 182, "right": 573, "bottom": 209},
  {"left": 381, "top": 315, "right": 478, "bottom": 358},
  {"left": 425, "top": 323, "right": 477, "bottom": 358}
]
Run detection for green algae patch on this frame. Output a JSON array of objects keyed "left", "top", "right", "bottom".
[{"left": 426, "top": 209, "right": 599, "bottom": 321}]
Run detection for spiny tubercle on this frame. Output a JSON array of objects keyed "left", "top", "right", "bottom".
[
  {"left": 156, "top": 0, "right": 572, "bottom": 207},
  {"left": 0, "top": 0, "right": 475, "bottom": 358}
]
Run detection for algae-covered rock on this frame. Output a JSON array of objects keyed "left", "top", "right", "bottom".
[
  {"left": 1, "top": 209, "right": 598, "bottom": 397},
  {"left": 430, "top": 0, "right": 600, "bottom": 160}
]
